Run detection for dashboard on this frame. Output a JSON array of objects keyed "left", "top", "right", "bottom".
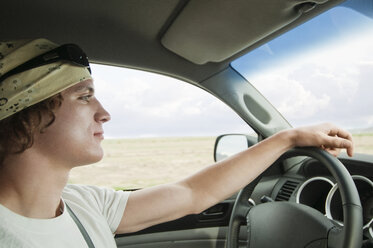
[
  {"left": 269, "top": 154, "right": 373, "bottom": 242},
  {"left": 296, "top": 175, "right": 372, "bottom": 237}
]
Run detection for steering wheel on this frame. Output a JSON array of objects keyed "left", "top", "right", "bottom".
[{"left": 226, "top": 147, "right": 363, "bottom": 248}]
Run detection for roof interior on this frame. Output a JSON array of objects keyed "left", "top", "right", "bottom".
[{"left": 1, "top": 0, "right": 344, "bottom": 84}]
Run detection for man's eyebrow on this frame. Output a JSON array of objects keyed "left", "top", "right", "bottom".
[{"left": 73, "top": 86, "right": 95, "bottom": 93}]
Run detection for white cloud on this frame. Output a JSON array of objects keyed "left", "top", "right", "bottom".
[
  {"left": 249, "top": 28, "right": 373, "bottom": 129},
  {"left": 367, "top": 116, "right": 373, "bottom": 127},
  {"left": 261, "top": 44, "right": 274, "bottom": 55},
  {"left": 91, "top": 65, "right": 249, "bottom": 138}
]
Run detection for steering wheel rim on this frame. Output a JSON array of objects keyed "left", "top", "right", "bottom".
[{"left": 226, "top": 147, "right": 363, "bottom": 248}]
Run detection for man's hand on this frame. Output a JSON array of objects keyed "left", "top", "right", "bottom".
[{"left": 287, "top": 123, "right": 354, "bottom": 157}]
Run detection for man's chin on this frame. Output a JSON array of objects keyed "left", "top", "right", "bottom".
[
  {"left": 89, "top": 151, "right": 104, "bottom": 164},
  {"left": 75, "top": 149, "right": 104, "bottom": 166}
]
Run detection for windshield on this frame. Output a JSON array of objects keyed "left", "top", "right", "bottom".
[{"left": 231, "top": 0, "right": 373, "bottom": 154}]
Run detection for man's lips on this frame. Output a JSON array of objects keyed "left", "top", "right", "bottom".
[{"left": 94, "top": 132, "right": 104, "bottom": 139}]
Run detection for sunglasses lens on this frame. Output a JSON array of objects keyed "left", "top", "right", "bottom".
[
  {"left": 67, "top": 46, "right": 88, "bottom": 65},
  {"left": 66, "top": 45, "right": 91, "bottom": 74}
]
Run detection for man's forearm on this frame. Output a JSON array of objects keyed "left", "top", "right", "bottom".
[{"left": 181, "top": 130, "right": 295, "bottom": 214}]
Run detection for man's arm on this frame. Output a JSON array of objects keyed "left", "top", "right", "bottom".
[{"left": 115, "top": 123, "right": 353, "bottom": 234}]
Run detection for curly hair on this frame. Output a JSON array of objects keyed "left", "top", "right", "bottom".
[{"left": 0, "top": 93, "right": 63, "bottom": 165}]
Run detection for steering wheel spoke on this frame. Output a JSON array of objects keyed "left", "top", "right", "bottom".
[{"left": 327, "top": 225, "right": 344, "bottom": 248}]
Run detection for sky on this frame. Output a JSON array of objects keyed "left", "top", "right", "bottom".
[
  {"left": 92, "top": 3, "right": 373, "bottom": 138},
  {"left": 241, "top": 34, "right": 373, "bottom": 130},
  {"left": 92, "top": 65, "right": 250, "bottom": 138},
  {"left": 232, "top": 5, "right": 373, "bottom": 130}
]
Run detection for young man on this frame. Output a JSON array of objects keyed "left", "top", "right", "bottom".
[{"left": 0, "top": 39, "right": 354, "bottom": 247}]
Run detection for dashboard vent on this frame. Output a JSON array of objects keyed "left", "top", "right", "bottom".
[{"left": 275, "top": 180, "right": 299, "bottom": 201}]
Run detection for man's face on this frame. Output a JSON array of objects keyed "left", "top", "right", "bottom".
[{"left": 33, "top": 79, "right": 111, "bottom": 168}]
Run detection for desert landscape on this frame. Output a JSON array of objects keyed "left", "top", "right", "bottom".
[{"left": 69, "top": 134, "right": 373, "bottom": 190}]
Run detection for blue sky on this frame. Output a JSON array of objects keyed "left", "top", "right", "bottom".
[
  {"left": 92, "top": 2, "right": 373, "bottom": 138},
  {"left": 231, "top": 4, "right": 371, "bottom": 76},
  {"left": 231, "top": 4, "right": 373, "bottom": 130}
]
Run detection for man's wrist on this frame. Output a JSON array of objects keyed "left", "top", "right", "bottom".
[{"left": 277, "top": 129, "right": 297, "bottom": 150}]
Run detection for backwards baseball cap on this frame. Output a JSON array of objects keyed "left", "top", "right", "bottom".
[{"left": 0, "top": 38, "right": 92, "bottom": 121}]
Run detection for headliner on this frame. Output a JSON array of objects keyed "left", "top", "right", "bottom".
[{"left": 1, "top": 0, "right": 344, "bottom": 84}]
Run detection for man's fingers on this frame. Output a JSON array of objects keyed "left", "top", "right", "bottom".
[
  {"left": 323, "top": 135, "right": 354, "bottom": 157},
  {"left": 324, "top": 135, "right": 351, "bottom": 148},
  {"left": 328, "top": 126, "right": 354, "bottom": 157},
  {"left": 324, "top": 147, "right": 341, "bottom": 157},
  {"left": 327, "top": 125, "right": 353, "bottom": 143}
]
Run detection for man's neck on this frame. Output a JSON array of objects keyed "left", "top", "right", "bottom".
[{"left": 0, "top": 150, "right": 71, "bottom": 219}]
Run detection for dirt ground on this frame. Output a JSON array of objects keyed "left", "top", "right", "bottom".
[
  {"left": 69, "top": 134, "right": 373, "bottom": 190},
  {"left": 69, "top": 137, "right": 216, "bottom": 189}
]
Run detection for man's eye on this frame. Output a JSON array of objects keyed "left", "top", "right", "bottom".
[{"left": 79, "top": 95, "right": 92, "bottom": 102}]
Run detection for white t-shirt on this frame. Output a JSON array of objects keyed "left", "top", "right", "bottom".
[{"left": 0, "top": 184, "right": 131, "bottom": 248}]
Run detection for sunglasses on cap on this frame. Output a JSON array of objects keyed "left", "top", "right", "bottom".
[{"left": 0, "top": 43, "right": 91, "bottom": 84}]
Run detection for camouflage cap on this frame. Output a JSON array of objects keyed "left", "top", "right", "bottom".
[{"left": 0, "top": 38, "right": 92, "bottom": 120}]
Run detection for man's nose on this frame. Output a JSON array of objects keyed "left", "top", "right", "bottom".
[{"left": 94, "top": 101, "right": 111, "bottom": 123}]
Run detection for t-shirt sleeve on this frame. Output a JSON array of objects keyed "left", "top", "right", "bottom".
[{"left": 63, "top": 184, "right": 131, "bottom": 233}]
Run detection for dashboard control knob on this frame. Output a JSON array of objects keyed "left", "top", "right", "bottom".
[{"left": 260, "top": 195, "right": 274, "bottom": 203}]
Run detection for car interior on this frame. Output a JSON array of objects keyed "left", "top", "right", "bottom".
[{"left": 2, "top": 0, "right": 373, "bottom": 247}]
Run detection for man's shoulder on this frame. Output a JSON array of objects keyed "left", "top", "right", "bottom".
[
  {"left": 62, "top": 184, "right": 131, "bottom": 232},
  {"left": 63, "top": 184, "right": 103, "bottom": 196},
  {"left": 62, "top": 184, "right": 106, "bottom": 204},
  {"left": 62, "top": 184, "right": 130, "bottom": 209}
]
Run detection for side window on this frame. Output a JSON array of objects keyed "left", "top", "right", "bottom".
[{"left": 69, "top": 64, "right": 255, "bottom": 190}]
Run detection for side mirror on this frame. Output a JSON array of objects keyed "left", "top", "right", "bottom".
[{"left": 214, "top": 134, "right": 257, "bottom": 162}]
